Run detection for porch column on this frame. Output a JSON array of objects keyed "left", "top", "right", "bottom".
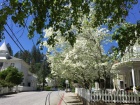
[
  {"left": 95, "top": 82, "right": 99, "bottom": 90},
  {"left": 112, "top": 79, "right": 116, "bottom": 92},
  {"left": 131, "top": 67, "right": 137, "bottom": 94},
  {"left": 117, "top": 74, "right": 120, "bottom": 90}
]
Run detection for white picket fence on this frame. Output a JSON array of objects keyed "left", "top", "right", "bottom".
[
  {"left": 0, "top": 86, "right": 35, "bottom": 95},
  {"left": 75, "top": 88, "right": 140, "bottom": 104}
]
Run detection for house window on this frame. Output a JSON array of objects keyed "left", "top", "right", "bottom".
[
  {"left": 28, "top": 82, "right": 31, "bottom": 87},
  {"left": 10, "top": 63, "right": 15, "bottom": 67},
  {"left": 0, "top": 62, "right": 3, "bottom": 70},
  {"left": 0, "top": 62, "right": 3, "bottom": 67}
]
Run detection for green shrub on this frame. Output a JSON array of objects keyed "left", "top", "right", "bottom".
[
  {"left": 0, "top": 80, "right": 14, "bottom": 87},
  {"left": 44, "top": 86, "right": 51, "bottom": 91},
  {"left": 136, "top": 86, "right": 140, "bottom": 91}
]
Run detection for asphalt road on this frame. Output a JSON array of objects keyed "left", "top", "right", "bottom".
[{"left": 0, "top": 91, "right": 65, "bottom": 105}]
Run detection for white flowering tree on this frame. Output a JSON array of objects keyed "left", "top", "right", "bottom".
[
  {"left": 44, "top": 25, "right": 117, "bottom": 89},
  {"left": 43, "top": 8, "right": 117, "bottom": 89}
]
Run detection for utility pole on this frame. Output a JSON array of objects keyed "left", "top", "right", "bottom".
[{"left": 42, "top": 55, "right": 47, "bottom": 91}]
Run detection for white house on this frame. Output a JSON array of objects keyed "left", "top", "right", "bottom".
[
  {"left": 0, "top": 41, "right": 37, "bottom": 91},
  {"left": 112, "top": 42, "right": 140, "bottom": 93}
]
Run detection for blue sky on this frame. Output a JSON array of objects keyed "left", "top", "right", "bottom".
[{"left": 0, "top": 1, "right": 140, "bottom": 55}]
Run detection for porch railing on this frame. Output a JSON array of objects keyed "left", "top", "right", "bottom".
[{"left": 75, "top": 88, "right": 140, "bottom": 104}]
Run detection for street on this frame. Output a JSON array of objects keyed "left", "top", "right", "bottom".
[{"left": 0, "top": 91, "right": 65, "bottom": 105}]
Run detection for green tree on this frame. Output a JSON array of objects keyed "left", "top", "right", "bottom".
[
  {"left": 7, "top": 43, "right": 13, "bottom": 56},
  {"left": 0, "top": 0, "right": 139, "bottom": 54},
  {"left": 14, "top": 50, "right": 31, "bottom": 64},
  {"left": 31, "top": 45, "right": 43, "bottom": 63},
  {"left": 5, "top": 67, "right": 23, "bottom": 85},
  {"left": 0, "top": 67, "right": 23, "bottom": 86},
  {"left": 38, "top": 60, "right": 51, "bottom": 90},
  {"left": 91, "top": 0, "right": 139, "bottom": 55},
  {"left": 0, "top": 0, "right": 90, "bottom": 46}
]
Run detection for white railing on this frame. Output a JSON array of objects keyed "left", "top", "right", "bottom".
[
  {"left": 0, "top": 87, "right": 13, "bottom": 94},
  {"left": 0, "top": 86, "right": 35, "bottom": 94},
  {"left": 75, "top": 88, "right": 140, "bottom": 104},
  {"left": 16, "top": 86, "right": 34, "bottom": 92}
]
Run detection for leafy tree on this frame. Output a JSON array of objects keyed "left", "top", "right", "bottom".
[
  {"left": 0, "top": 0, "right": 139, "bottom": 54},
  {"left": 0, "top": 0, "right": 90, "bottom": 46},
  {"left": 92, "top": 0, "right": 139, "bottom": 55},
  {"left": 0, "top": 67, "right": 23, "bottom": 86},
  {"left": 5, "top": 67, "right": 23, "bottom": 85}
]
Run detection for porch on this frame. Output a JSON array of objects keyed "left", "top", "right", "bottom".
[{"left": 113, "top": 58, "right": 140, "bottom": 93}]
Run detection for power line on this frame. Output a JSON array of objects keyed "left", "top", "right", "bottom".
[
  {"left": 24, "top": 20, "right": 35, "bottom": 46},
  {"left": 4, "top": 27, "right": 24, "bottom": 53},
  {"left": 6, "top": 23, "right": 26, "bottom": 51}
]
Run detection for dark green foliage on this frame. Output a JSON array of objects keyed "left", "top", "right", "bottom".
[
  {"left": 14, "top": 50, "right": 31, "bottom": 64},
  {"left": 93, "top": 0, "right": 138, "bottom": 29},
  {"left": 112, "top": 23, "right": 138, "bottom": 56},
  {"left": 44, "top": 86, "right": 51, "bottom": 91},
  {"left": 0, "top": 67, "right": 23, "bottom": 86},
  {"left": 0, "top": 0, "right": 90, "bottom": 46},
  {"left": 7, "top": 43, "right": 13, "bottom": 56},
  {"left": 0, "top": 70, "right": 8, "bottom": 80},
  {"left": 1, "top": 0, "right": 138, "bottom": 57},
  {"left": 31, "top": 45, "right": 43, "bottom": 63},
  {"left": 5, "top": 67, "right": 23, "bottom": 85},
  {"left": 0, "top": 80, "right": 14, "bottom": 87},
  {"left": 37, "top": 61, "right": 51, "bottom": 90},
  {"left": 93, "top": 0, "right": 139, "bottom": 55}
]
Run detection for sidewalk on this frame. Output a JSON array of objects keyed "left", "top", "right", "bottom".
[{"left": 60, "top": 92, "right": 83, "bottom": 105}]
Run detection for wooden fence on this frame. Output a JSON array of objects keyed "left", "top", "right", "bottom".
[{"left": 75, "top": 88, "right": 140, "bottom": 104}]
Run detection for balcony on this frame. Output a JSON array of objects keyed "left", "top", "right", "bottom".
[{"left": 121, "top": 46, "right": 140, "bottom": 62}]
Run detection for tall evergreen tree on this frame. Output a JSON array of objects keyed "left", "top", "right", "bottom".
[
  {"left": 14, "top": 50, "right": 22, "bottom": 58},
  {"left": 6, "top": 43, "right": 13, "bottom": 56},
  {"left": 31, "top": 45, "right": 43, "bottom": 63},
  {"left": 31, "top": 45, "right": 37, "bottom": 63},
  {"left": 14, "top": 50, "right": 31, "bottom": 64}
]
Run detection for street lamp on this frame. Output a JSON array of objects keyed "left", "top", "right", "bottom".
[{"left": 65, "top": 80, "right": 69, "bottom": 92}]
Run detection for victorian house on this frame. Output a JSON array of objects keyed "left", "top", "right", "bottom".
[{"left": 112, "top": 42, "right": 140, "bottom": 93}]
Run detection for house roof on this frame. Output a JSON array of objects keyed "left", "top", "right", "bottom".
[
  {"left": 0, "top": 41, "right": 9, "bottom": 53},
  {"left": 112, "top": 58, "right": 140, "bottom": 74},
  {"left": 0, "top": 41, "right": 11, "bottom": 59}
]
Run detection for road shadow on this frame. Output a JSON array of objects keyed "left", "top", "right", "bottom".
[
  {"left": 67, "top": 100, "right": 82, "bottom": 103},
  {"left": 67, "top": 100, "right": 83, "bottom": 105},
  {"left": 68, "top": 96, "right": 79, "bottom": 99},
  {"left": 0, "top": 92, "right": 18, "bottom": 98},
  {"left": 0, "top": 95, "right": 14, "bottom": 98}
]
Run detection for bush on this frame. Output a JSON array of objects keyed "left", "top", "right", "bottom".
[
  {"left": 44, "top": 86, "right": 51, "bottom": 91},
  {"left": 0, "top": 67, "right": 23, "bottom": 86},
  {"left": 0, "top": 80, "right": 14, "bottom": 87},
  {"left": 136, "top": 86, "right": 140, "bottom": 91}
]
